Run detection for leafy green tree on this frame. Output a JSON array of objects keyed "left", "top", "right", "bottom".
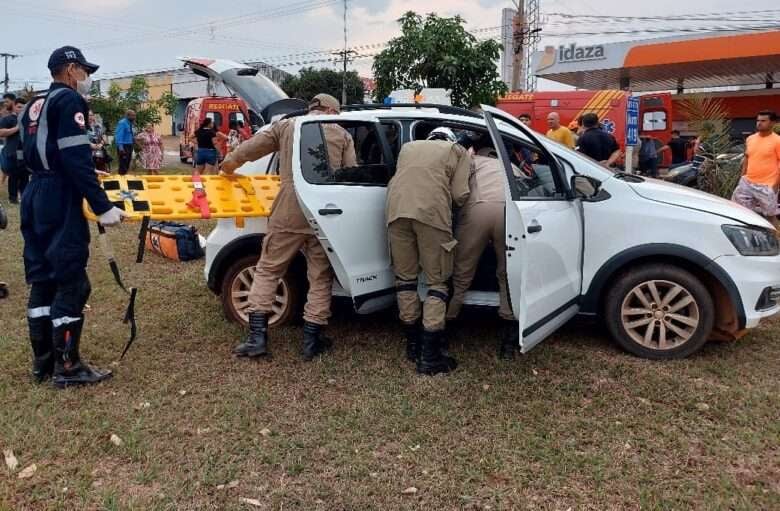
[
  {"left": 281, "top": 67, "right": 365, "bottom": 105},
  {"left": 372, "top": 12, "right": 507, "bottom": 108},
  {"left": 157, "top": 90, "right": 179, "bottom": 118},
  {"left": 89, "top": 77, "right": 166, "bottom": 134}
]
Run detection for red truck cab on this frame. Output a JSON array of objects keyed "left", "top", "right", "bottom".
[{"left": 498, "top": 90, "right": 675, "bottom": 165}]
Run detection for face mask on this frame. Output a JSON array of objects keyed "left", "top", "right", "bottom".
[{"left": 76, "top": 74, "right": 92, "bottom": 96}]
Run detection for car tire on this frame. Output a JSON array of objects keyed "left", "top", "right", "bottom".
[
  {"left": 604, "top": 264, "right": 714, "bottom": 360},
  {"left": 220, "top": 254, "right": 302, "bottom": 328}
]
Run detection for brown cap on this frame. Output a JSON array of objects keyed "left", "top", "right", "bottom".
[{"left": 309, "top": 93, "right": 341, "bottom": 113}]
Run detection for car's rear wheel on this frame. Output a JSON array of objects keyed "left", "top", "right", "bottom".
[
  {"left": 604, "top": 264, "right": 714, "bottom": 359},
  {"left": 220, "top": 254, "right": 302, "bottom": 327}
]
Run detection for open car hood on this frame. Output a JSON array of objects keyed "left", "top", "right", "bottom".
[
  {"left": 628, "top": 179, "right": 774, "bottom": 229},
  {"left": 178, "top": 57, "right": 304, "bottom": 124}
]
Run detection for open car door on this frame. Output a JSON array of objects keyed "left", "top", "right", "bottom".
[
  {"left": 482, "top": 106, "right": 584, "bottom": 353},
  {"left": 291, "top": 115, "right": 398, "bottom": 314}
]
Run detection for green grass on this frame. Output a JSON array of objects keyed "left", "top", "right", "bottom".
[{"left": 1, "top": 188, "right": 779, "bottom": 510}]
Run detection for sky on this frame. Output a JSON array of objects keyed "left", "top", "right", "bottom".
[{"left": 2, "top": 0, "right": 778, "bottom": 91}]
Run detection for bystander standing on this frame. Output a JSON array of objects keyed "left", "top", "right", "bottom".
[
  {"left": 546, "top": 112, "right": 575, "bottom": 148},
  {"left": 660, "top": 130, "right": 689, "bottom": 166},
  {"left": 114, "top": 109, "right": 136, "bottom": 175},
  {"left": 136, "top": 124, "right": 163, "bottom": 175},
  {"left": 576, "top": 113, "right": 621, "bottom": 167},
  {"left": 0, "top": 98, "right": 28, "bottom": 203},
  {"left": 731, "top": 110, "right": 780, "bottom": 230},
  {"left": 0, "top": 93, "right": 15, "bottom": 187}
]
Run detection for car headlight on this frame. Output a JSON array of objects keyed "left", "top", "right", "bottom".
[{"left": 722, "top": 225, "right": 780, "bottom": 256}]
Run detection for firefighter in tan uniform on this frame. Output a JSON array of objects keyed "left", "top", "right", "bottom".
[
  {"left": 446, "top": 142, "right": 518, "bottom": 359},
  {"left": 386, "top": 127, "right": 471, "bottom": 375},
  {"left": 221, "top": 94, "right": 356, "bottom": 361}
]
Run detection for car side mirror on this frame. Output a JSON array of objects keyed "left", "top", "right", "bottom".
[{"left": 571, "top": 175, "right": 609, "bottom": 202}]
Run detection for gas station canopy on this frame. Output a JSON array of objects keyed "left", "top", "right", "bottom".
[{"left": 533, "top": 30, "right": 780, "bottom": 92}]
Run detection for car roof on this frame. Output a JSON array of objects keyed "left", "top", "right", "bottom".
[{"left": 338, "top": 108, "right": 487, "bottom": 126}]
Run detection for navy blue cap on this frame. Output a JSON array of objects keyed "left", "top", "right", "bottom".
[{"left": 47, "top": 46, "right": 99, "bottom": 74}]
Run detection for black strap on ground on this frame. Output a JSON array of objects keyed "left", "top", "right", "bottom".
[
  {"left": 97, "top": 223, "right": 139, "bottom": 359},
  {"left": 136, "top": 216, "right": 150, "bottom": 263},
  {"left": 120, "top": 287, "right": 138, "bottom": 360}
]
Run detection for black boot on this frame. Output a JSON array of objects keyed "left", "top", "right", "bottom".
[
  {"left": 417, "top": 330, "right": 457, "bottom": 376},
  {"left": 28, "top": 316, "right": 53, "bottom": 383},
  {"left": 233, "top": 312, "right": 270, "bottom": 358},
  {"left": 302, "top": 321, "right": 332, "bottom": 362},
  {"left": 403, "top": 323, "right": 420, "bottom": 363},
  {"left": 498, "top": 320, "right": 519, "bottom": 360},
  {"left": 52, "top": 319, "right": 112, "bottom": 389}
]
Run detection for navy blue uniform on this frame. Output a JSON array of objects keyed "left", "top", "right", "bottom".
[
  {"left": 1, "top": 112, "right": 28, "bottom": 201},
  {"left": 20, "top": 83, "right": 113, "bottom": 283},
  {"left": 19, "top": 82, "right": 113, "bottom": 375}
]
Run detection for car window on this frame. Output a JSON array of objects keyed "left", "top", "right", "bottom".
[
  {"left": 643, "top": 111, "right": 667, "bottom": 132},
  {"left": 229, "top": 111, "right": 246, "bottom": 127},
  {"left": 206, "top": 112, "right": 223, "bottom": 130},
  {"left": 300, "top": 121, "right": 393, "bottom": 186},
  {"left": 502, "top": 137, "right": 566, "bottom": 199}
]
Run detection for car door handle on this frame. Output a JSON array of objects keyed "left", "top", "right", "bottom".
[
  {"left": 318, "top": 208, "right": 343, "bottom": 216},
  {"left": 527, "top": 224, "right": 542, "bottom": 234}
]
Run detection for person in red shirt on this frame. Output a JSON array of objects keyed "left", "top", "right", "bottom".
[{"left": 731, "top": 111, "right": 780, "bottom": 229}]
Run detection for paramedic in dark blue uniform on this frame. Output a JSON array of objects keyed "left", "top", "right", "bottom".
[{"left": 20, "top": 46, "right": 126, "bottom": 387}]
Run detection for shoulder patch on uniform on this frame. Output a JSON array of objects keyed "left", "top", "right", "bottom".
[
  {"left": 28, "top": 98, "right": 45, "bottom": 122},
  {"left": 74, "top": 112, "right": 85, "bottom": 128}
]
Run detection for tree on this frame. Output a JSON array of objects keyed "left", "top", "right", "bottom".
[
  {"left": 372, "top": 12, "right": 507, "bottom": 108},
  {"left": 281, "top": 67, "right": 365, "bottom": 105},
  {"left": 677, "top": 95, "right": 740, "bottom": 199},
  {"left": 89, "top": 77, "right": 167, "bottom": 134},
  {"left": 19, "top": 85, "right": 37, "bottom": 102}
]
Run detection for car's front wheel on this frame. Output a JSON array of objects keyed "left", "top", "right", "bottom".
[
  {"left": 604, "top": 264, "right": 714, "bottom": 359},
  {"left": 220, "top": 255, "right": 302, "bottom": 327}
]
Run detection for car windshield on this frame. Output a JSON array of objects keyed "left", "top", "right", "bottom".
[{"left": 219, "top": 69, "right": 287, "bottom": 119}]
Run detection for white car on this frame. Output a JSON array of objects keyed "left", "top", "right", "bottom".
[{"left": 195, "top": 59, "right": 780, "bottom": 360}]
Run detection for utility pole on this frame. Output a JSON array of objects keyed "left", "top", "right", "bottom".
[
  {"left": 1, "top": 53, "right": 20, "bottom": 94},
  {"left": 510, "top": 0, "right": 525, "bottom": 92},
  {"left": 334, "top": 0, "right": 357, "bottom": 105}
]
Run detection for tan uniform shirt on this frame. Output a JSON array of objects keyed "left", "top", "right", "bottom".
[
  {"left": 464, "top": 155, "right": 506, "bottom": 206},
  {"left": 223, "top": 118, "right": 356, "bottom": 234},
  {"left": 386, "top": 140, "right": 472, "bottom": 233}
]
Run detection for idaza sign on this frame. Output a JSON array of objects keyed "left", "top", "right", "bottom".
[{"left": 537, "top": 43, "right": 606, "bottom": 71}]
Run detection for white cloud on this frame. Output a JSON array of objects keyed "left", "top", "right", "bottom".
[{"left": 61, "top": 0, "right": 136, "bottom": 11}]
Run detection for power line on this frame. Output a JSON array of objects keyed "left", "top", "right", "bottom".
[{"left": 15, "top": 0, "right": 345, "bottom": 56}]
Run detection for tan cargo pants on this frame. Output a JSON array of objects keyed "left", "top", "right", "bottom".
[
  {"left": 447, "top": 202, "right": 514, "bottom": 321},
  {"left": 388, "top": 218, "right": 458, "bottom": 332},
  {"left": 248, "top": 232, "right": 333, "bottom": 325}
]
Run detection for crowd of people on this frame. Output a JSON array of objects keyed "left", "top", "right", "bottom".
[
  {"left": 521, "top": 108, "right": 779, "bottom": 230},
  {"left": 88, "top": 109, "right": 164, "bottom": 175}
]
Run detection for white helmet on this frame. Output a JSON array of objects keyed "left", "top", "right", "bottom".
[{"left": 427, "top": 127, "right": 457, "bottom": 142}]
